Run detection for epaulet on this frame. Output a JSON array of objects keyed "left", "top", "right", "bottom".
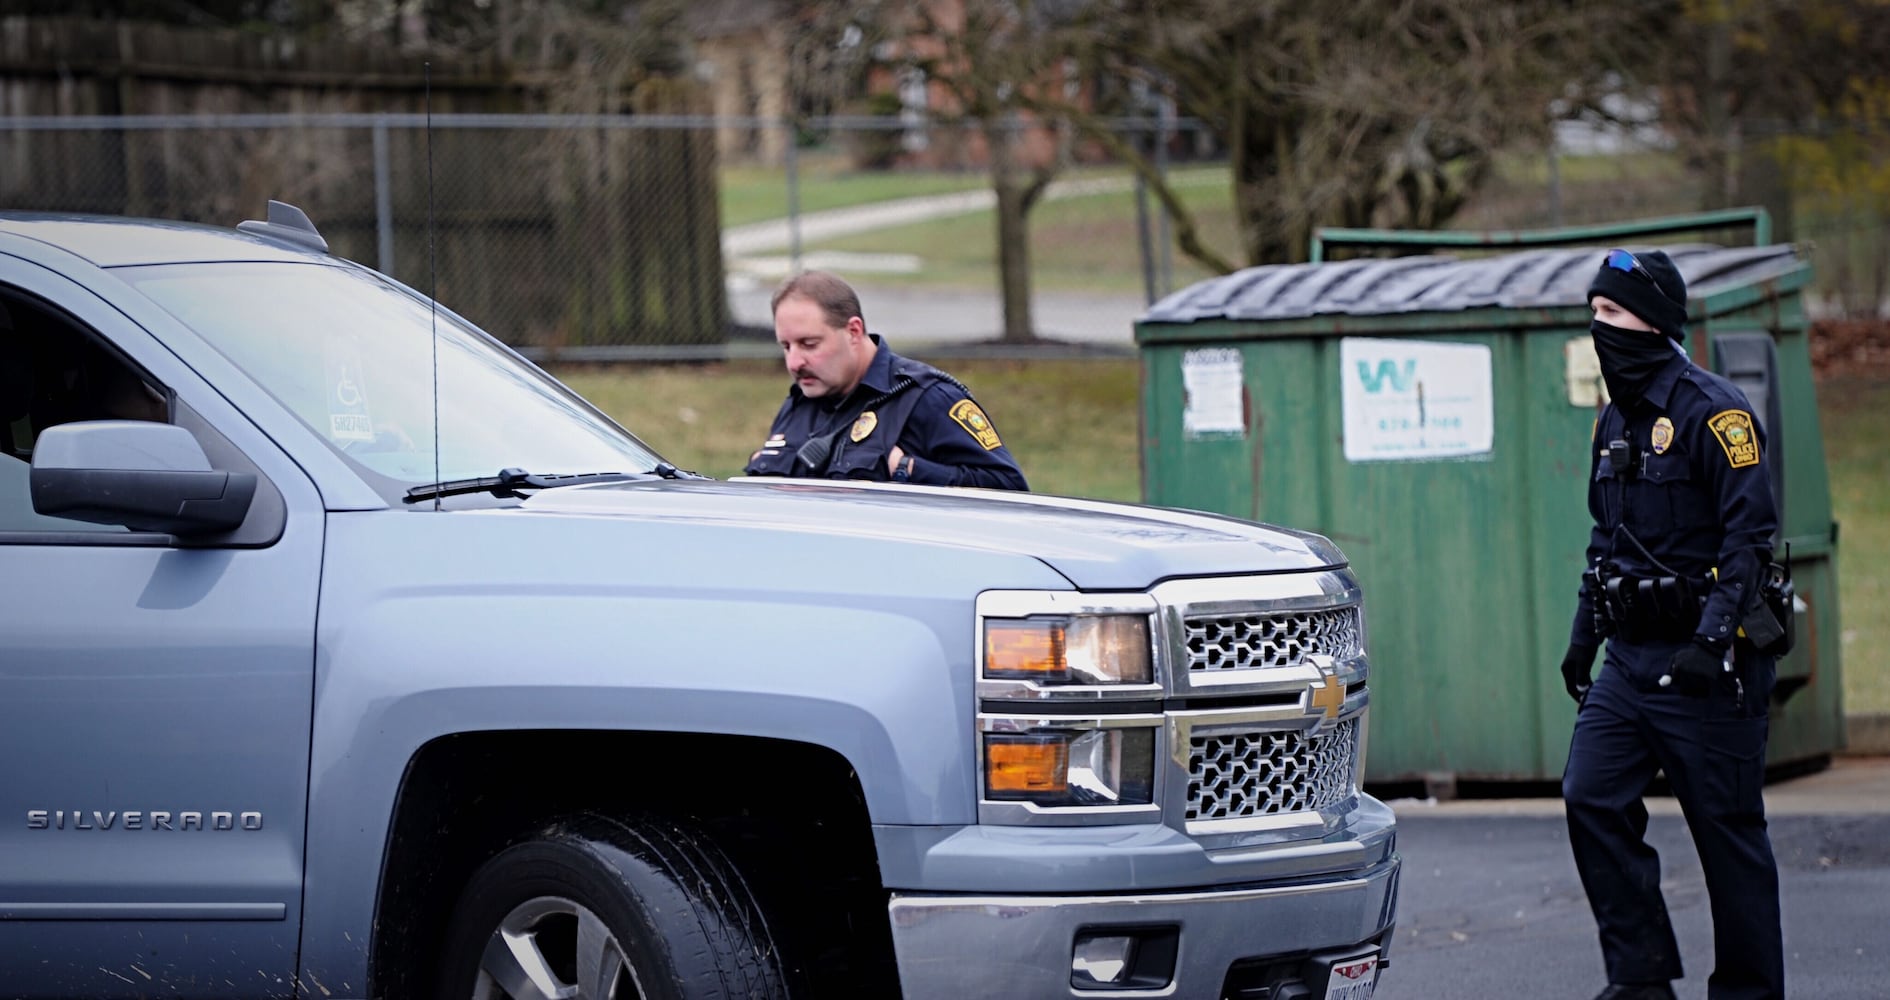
[
  {"left": 1679, "top": 365, "right": 1750, "bottom": 409},
  {"left": 889, "top": 354, "right": 968, "bottom": 394}
]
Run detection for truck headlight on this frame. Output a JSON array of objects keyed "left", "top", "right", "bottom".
[
  {"left": 984, "top": 727, "right": 1155, "bottom": 806},
  {"left": 983, "top": 615, "right": 1151, "bottom": 685}
]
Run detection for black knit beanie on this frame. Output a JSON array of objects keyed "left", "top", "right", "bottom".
[{"left": 1586, "top": 249, "right": 1688, "bottom": 341}]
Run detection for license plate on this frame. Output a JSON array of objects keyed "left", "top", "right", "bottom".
[{"left": 1323, "top": 954, "right": 1379, "bottom": 1000}]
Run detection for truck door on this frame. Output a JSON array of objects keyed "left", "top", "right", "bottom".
[{"left": 0, "top": 263, "right": 320, "bottom": 998}]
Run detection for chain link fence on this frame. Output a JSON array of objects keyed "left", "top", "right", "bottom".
[
  {"left": 4, "top": 112, "right": 1876, "bottom": 360},
  {"left": 1, "top": 113, "right": 1222, "bottom": 359}
]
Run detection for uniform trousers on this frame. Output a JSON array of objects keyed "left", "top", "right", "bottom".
[{"left": 1561, "top": 638, "right": 1783, "bottom": 1000}]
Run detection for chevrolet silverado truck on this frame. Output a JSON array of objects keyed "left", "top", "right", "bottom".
[{"left": 0, "top": 203, "right": 1398, "bottom": 1000}]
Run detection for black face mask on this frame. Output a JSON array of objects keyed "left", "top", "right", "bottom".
[{"left": 1590, "top": 319, "right": 1678, "bottom": 405}]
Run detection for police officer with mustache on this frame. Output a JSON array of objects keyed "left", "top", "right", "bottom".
[
  {"left": 743, "top": 270, "right": 1026, "bottom": 490},
  {"left": 1559, "top": 249, "right": 1784, "bottom": 1000}
]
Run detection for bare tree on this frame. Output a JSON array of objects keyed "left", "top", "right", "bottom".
[
  {"left": 1067, "top": 1, "right": 1631, "bottom": 267},
  {"left": 804, "top": 0, "right": 1085, "bottom": 343},
  {"left": 1562, "top": 1, "right": 1890, "bottom": 313},
  {"left": 911, "top": 0, "right": 1089, "bottom": 343},
  {"left": 778, "top": 2, "right": 882, "bottom": 120},
  {"left": 1603, "top": 2, "right": 1890, "bottom": 213}
]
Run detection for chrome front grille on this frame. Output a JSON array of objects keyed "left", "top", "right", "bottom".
[
  {"left": 978, "top": 573, "right": 1369, "bottom": 832},
  {"left": 1182, "top": 607, "right": 1360, "bottom": 672},
  {"left": 1185, "top": 718, "right": 1359, "bottom": 822}
]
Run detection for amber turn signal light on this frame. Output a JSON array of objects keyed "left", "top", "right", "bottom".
[
  {"left": 984, "top": 619, "right": 1068, "bottom": 679},
  {"left": 984, "top": 735, "right": 1070, "bottom": 800}
]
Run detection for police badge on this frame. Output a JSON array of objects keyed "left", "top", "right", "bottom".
[
  {"left": 850, "top": 410, "right": 878, "bottom": 442},
  {"left": 1651, "top": 416, "right": 1674, "bottom": 455}
]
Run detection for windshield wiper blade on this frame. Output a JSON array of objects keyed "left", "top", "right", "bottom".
[
  {"left": 404, "top": 467, "right": 651, "bottom": 504},
  {"left": 650, "top": 461, "right": 712, "bottom": 481}
]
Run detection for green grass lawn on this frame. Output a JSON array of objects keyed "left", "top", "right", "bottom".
[
  {"left": 719, "top": 154, "right": 990, "bottom": 228},
  {"left": 557, "top": 359, "right": 1887, "bottom": 716},
  {"left": 1820, "top": 375, "right": 1890, "bottom": 715},
  {"left": 1486, "top": 147, "right": 1692, "bottom": 188},
  {"left": 719, "top": 158, "right": 1239, "bottom": 293},
  {"left": 558, "top": 357, "right": 1142, "bottom": 499},
  {"left": 804, "top": 166, "right": 1237, "bottom": 294},
  {"left": 717, "top": 150, "right": 1728, "bottom": 298}
]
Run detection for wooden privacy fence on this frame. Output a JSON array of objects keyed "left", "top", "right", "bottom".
[{"left": 0, "top": 17, "right": 728, "bottom": 352}]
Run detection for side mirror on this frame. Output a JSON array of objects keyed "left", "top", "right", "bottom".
[{"left": 30, "top": 421, "right": 256, "bottom": 536}]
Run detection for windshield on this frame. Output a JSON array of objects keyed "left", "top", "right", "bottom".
[{"left": 120, "top": 261, "right": 663, "bottom": 492}]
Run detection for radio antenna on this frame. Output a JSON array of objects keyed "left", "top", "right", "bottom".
[{"left": 426, "top": 60, "right": 442, "bottom": 511}]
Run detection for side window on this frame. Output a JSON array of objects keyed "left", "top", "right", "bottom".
[{"left": 0, "top": 286, "right": 171, "bottom": 534}]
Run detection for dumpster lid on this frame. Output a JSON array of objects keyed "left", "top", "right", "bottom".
[{"left": 1141, "top": 244, "right": 1805, "bottom": 324}]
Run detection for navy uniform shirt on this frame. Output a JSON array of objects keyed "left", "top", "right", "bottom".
[
  {"left": 744, "top": 336, "right": 1028, "bottom": 490},
  {"left": 1571, "top": 350, "right": 1779, "bottom": 650}
]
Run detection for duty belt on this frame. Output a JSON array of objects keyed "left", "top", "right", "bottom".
[{"left": 1586, "top": 567, "right": 1710, "bottom": 643}]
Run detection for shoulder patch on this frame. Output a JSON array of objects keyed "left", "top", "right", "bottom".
[
  {"left": 949, "top": 398, "right": 1003, "bottom": 450},
  {"left": 1707, "top": 409, "right": 1760, "bottom": 468}
]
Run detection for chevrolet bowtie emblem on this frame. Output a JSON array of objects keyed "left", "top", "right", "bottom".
[{"left": 1306, "top": 660, "right": 1346, "bottom": 722}]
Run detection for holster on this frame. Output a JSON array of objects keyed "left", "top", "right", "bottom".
[{"left": 1740, "top": 562, "right": 1795, "bottom": 656}]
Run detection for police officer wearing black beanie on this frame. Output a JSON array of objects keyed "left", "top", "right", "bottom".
[{"left": 1560, "top": 249, "right": 1784, "bottom": 1000}]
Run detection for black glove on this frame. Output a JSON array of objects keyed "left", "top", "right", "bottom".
[
  {"left": 1560, "top": 643, "right": 1598, "bottom": 704},
  {"left": 1663, "top": 638, "right": 1726, "bottom": 697}
]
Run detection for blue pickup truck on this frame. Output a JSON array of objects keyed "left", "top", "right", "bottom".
[{"left": 0, "top": 204, "right": 1398, "bottom": 1000}]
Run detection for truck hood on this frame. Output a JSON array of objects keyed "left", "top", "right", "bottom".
[{"left": 520, "top": 477, "right": 1343, "bottom": 590}]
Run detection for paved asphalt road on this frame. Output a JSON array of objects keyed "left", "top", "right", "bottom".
[{"left": 1373, "top": 766, "right": 1890, "bottom": 999}]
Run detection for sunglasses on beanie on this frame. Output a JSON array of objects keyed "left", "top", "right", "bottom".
[{"left": 1603, "top": 248, "right": 1682, "bottom": 306}]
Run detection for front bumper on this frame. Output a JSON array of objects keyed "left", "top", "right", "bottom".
[{"left": 887, "top": 853, "right": 1400, "bottom": 999}]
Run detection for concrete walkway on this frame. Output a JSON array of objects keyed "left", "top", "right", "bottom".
[{"left": 1389, "top": 753, "right": 1890, "bottom": 819}]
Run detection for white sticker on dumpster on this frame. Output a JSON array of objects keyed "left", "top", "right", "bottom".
[
  {"left": 1340, "top": 338, "right": 1492, "bottom": 462},
  {"left": 1182, "top": 347, "right": 1245, "bottom": 437}
]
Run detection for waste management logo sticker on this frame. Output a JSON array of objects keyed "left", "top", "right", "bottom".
[{"left": 1340, "top": 338, "right": 1493, "bottom": 463}]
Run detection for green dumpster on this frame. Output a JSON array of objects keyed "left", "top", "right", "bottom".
[{"left": 1135, "top": 209, "right": 1844, "bottom": 785}]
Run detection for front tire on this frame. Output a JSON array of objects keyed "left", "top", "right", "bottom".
[{"left": 438, "top": 814, "right": 788, "bottom": 1000}]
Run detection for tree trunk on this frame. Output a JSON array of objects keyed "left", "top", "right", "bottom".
[
  {"left": 1698, "top": 14, "right": 1736, "bottom": 209},
  {"left": 995, "top": 180, "right": 1037, "bottom": 343},
  {"left": 1735, "top": 119, "right": 1794, "bottom": 243},
  {"left": 987, "top": 115, "right": 1038, "bottom": 344},
  {"left": 1231, "top": 119, "right": 1298, "bottom": 265}
]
